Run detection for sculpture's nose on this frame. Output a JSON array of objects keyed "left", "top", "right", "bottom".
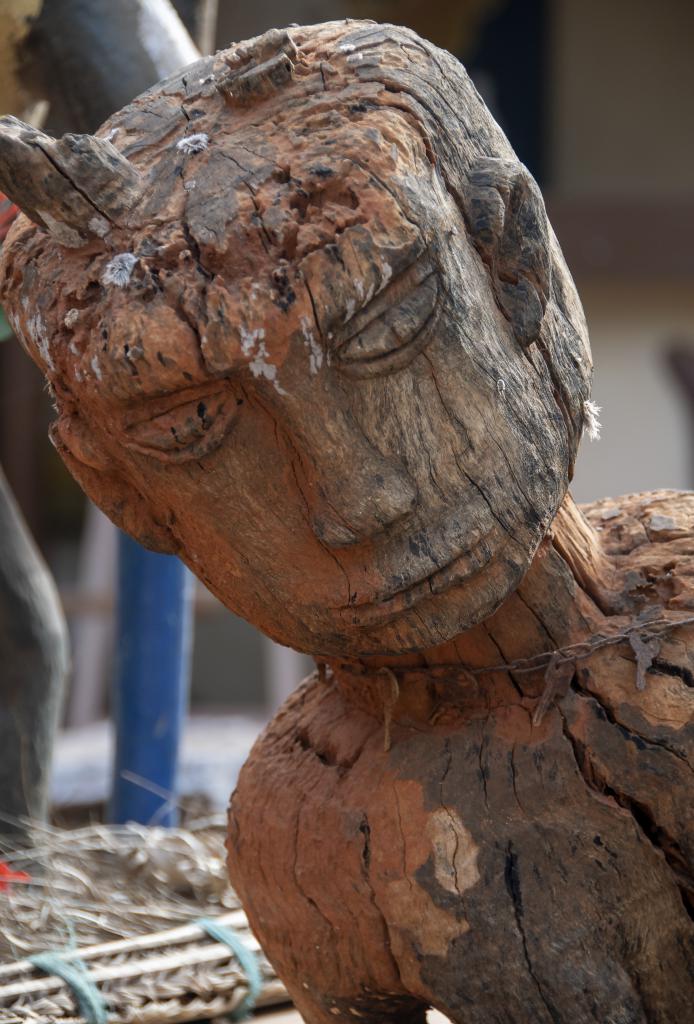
[
  {"left": 310, "top": 454, "right": 418, "bottom": 548},
  {"left": 288, "top": 414, "right": 417, "bottom": 548},
  {"left": 264, "top": 359, "right": 418, "bottom": 547}
]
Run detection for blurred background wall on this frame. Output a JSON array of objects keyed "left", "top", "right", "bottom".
[
  {"left": 549, "top": 0, "right": 694, "bottom": 501},
  {"left": 1, "top": 0, "right": 693, "bottom": 726}
]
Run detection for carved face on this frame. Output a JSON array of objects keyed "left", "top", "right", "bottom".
[{"left": 0, "top": 22, "right": 592, "bottom": 658}]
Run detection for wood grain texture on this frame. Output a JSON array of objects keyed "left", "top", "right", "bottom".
[
  {"left": 0, "top": 18, "right": 691, "bottom": 1023},
  {"left": 0, "top": 19, "right": 591, "bottom": 658},
  {"left": 229, "top": 491, "right": 694, "bottom": 1023},
  {"left": 0, "top": 117, "right": 140, "bottom": 246}
]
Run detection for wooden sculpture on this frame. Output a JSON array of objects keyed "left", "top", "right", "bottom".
[{"left": 0, "top": 20, "right": 691, "bottom": 1023}]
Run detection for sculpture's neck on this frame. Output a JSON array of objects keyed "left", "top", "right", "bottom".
[
  {"left": 327, "top": 492, "right": 618, "bottom": 721},
  {"left": 434, "top": 489, "right": 613, "bottom": 672}
]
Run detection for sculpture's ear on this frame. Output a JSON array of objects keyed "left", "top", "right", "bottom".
[
  {"left": 461, "top": 157, "right": 551, "bottom": 347},
  {"left": 50, "top": 416, "right": 178, "bottom": 555}
]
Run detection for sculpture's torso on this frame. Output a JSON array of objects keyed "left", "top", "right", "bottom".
[{"left": 229, "top": 489, "right": 694, "bottom": 1024}]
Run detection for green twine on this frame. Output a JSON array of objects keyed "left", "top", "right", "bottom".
[
  {"left": 29, "top": 952, "right": 107, "bottom": 1024},
  {"left": 27, "top": 918, "right": 260, "bottom": 1024},
  {"left": 197, "top": 917, "right": 262, "bottom": 1021}
]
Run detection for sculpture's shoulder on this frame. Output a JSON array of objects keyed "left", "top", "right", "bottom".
[
  {"left": 581, "top": 488, "right": 694, "bottom": 612},
  {"left": 564, "top": 492, "right": 693, "bottom": 905}
]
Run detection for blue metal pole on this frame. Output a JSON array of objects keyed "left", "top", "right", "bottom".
[{"left": 110, "top": 532, "right": 194, "bottom": 826}]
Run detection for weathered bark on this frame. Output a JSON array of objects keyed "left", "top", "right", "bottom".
[
  {"left": 0, "top": 118, "right": 141, "bottom": 247},
  {"left": 0, "top": 0, "right": 204, "bottom": 245},
  {"left": 229, "top": 490, "right": 694, "bottom": 1023},
  {"left": 0, "top": 466, "right": 68, "bottom": 842}
]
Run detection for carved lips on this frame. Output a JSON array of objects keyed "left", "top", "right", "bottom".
[{"left": 340, "top": 527, "right": 500, "bottom": 624}]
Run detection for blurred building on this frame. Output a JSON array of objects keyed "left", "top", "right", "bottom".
[
  {"left": 1, "top": 0, "right": 693, "bottom": 720},
  {"left": 548, "top": 0, "right": 694, "bottom": 501}
]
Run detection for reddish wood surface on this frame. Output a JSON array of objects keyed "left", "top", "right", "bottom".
[
  {"left": 229, "top": 492, "right": 694, "bottom": 1023},
  {"left": 0, "top": 18, "right": 690, "bottom": 1024},
  {"left": 0, "top": 20, "right": 591, "bottom": 660}
]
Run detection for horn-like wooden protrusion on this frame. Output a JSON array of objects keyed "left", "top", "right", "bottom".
[
  {"left": 0, "top": 116, "right": 140, "bottom": 248},
  {"left": 217, "top": 28, "right": 297, "bottom": 106}
]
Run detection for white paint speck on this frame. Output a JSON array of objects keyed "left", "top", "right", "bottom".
[
  {"left": 176, "top": 133, "right": 209, "bottom": 155},
  {"left": 88, "top": 215, "right": 111, "bottom": 237},
  {"left": 583, "top": 398, "right": 602, "bottom": 441},
  {"left": 249, "top": 341, "right": 275, "bottom": 380},
  {"left": 339, "top": 43, "right": 356, "bottom": 53},
  {"left": 102, "top": 252, "right": 138, "bottom": 287},
  {"left": 300, "top": 315, "right": 323, "bottom": 374},
  {"left": 90, "top": 354, "right": 103, "bottom": 381},
  {"left": 249, "top": 340, "right": 287, "bottom": 394},
  {"left": 27, "top": 312, "right": 54, "bottom": 370},
  {"left": 64, "top": 308, "right": 80, "bottom": 328},
  {"left": 240, "top": 326, "right": 265, "bottom": 356},
  {"left": 183, "top": 179, "right": 197, "bottom": 190},
  {"left": 239, "top": 326, "right": 287, "bottom": 394},
  {"left": 496, "top": 378, "right": 506, "bottom": 396}
]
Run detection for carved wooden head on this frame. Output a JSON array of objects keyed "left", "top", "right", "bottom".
[{"left": 0, "top": 21, "right": 592, "bottom": 658}]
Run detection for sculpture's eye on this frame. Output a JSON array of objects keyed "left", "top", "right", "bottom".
[
  {"left": 123, "top": 388, "right": 241, "bottom": 462},
  {"left": 334, "top": 262, "right": 440, "bottom": 378}
]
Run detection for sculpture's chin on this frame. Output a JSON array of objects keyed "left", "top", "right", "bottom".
[{"left": 312, "top": 547, "right": 528, "bottom": 660}]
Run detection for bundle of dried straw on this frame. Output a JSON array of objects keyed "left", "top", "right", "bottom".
[{"left": 0, "top": 817, "right": 289, "bottom": 1023}]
